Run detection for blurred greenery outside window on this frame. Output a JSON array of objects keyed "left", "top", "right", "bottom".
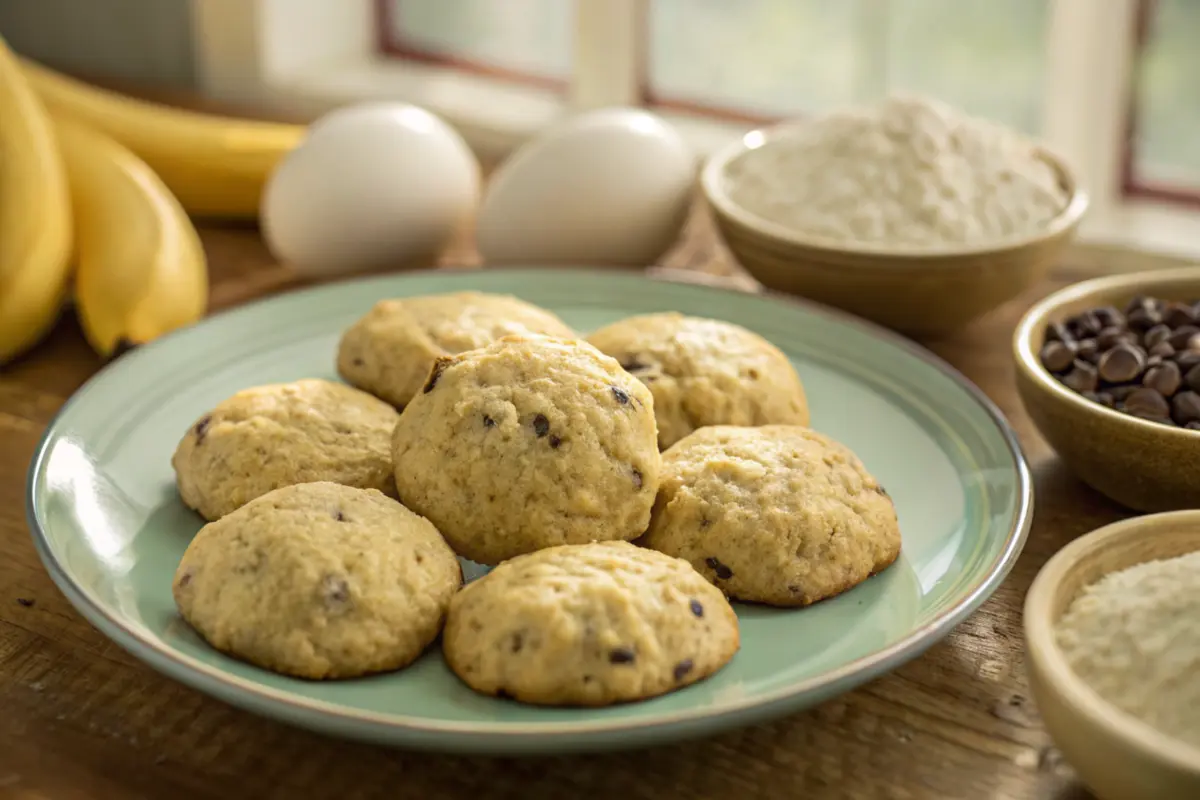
[{"left": 381, "top": 0, "right": 1200, "bottom": 203}]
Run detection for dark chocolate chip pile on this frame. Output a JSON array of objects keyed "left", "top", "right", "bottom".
[{"left": 1041, "top": 295, "right": 1200, "bottom": 429}]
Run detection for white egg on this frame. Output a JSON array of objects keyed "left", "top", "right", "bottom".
[
  {"left": 262, "top": 102, "right": 480, "bottom": 277},
  {"left": 476, "top": 108, "right": 696, "bottom": 266}
]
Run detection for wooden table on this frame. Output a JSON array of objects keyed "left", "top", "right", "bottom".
[{"left": 0, "top": 144, "right": 1126, "bottom": 800}]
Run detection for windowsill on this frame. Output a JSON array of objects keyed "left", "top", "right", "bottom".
[{"left": 263, "top": 57, "right": 1199, "bottom": 272}]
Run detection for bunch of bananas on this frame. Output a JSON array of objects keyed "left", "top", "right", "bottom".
[{"left": 0, "top": 34, "right": 307, "bottom": 364}]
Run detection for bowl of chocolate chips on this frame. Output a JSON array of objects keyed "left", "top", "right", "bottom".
[{"left": 1014, "top": 267, "right": 1200, "bottom": 512}]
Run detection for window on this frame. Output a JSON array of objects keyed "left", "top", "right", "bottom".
[
  {"left": 192, "top": 0, "right": 1200, "bottom": 263},
  {"left": 1124, "top": 0, "right": 1200, "bottom": 205},
  {"left": 644, "top": 0, "right": 1049, "bottom": 134},
  {"left": 377, "top": 0, "right": 572, "bottom": 87}
]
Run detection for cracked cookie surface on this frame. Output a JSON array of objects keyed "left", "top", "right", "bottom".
[
  {"left": 172, "top": 379, "right": 400, "bottom": 521},
  {"left": 337, "top": 291, "right": 576, "bottom": 408},
  {"left": 173, "top": 482, "right": 462, "bottom": 679},
  {"left": 443, "top": 540, "right": 738, "bottom": 706},
  {"left": 586, "top": 312, "right": 809, "bottom": 449},
  {"left": 640, "top": 425, "right": 901, "bottom": 607},
  {"left": 391, "top": 336, "right": 661, "bottom": 566}
]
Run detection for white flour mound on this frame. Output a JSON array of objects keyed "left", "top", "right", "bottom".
[
  {"left": 725, "top": 95, "right": 1069, "bottom": 249},
  {"left": 1056, "top": 549, "right": 1200, "bottom": 749}
]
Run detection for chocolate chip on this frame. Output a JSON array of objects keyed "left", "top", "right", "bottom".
[
  {"left": 548, "top": 434, "right": 562, "bottom": 449},
  {"left": 1040, "top": 340, "right": 1076, "bottom": 373},
  {"left": 351, "top": 357, "right": 364, "bottom": 367},
  {"left": 1046, "top": 321, "right": 1074, "bottom": 344},
  {"left": 1176, "top": 351, "right": 1200, "bottom": 371},
  {"left": 1096, "top": 326, "right": 1131, "bottom": 350},
  {"left": 1144, "top": 361, "right": 1182, "bottom": 397},
  {"left": 1071, "top": 310, "right": 1103, "bottom": 336},
  {"left": 1165, "top": 302, "right": 1197, "bottom": 328},
  {"left": 620, "top": 360, "right": 648, "bottom": 373},
  {"left": 532, "top": 414, "right": 550, "bottom": 437},
  {"left": 1097, "top": 344, "right": 1145, "bottom": 384},
  {"left": 483, "top": 414, "right": 496, "bottom": 429},
  {"left": 333, "top": 510, "right": 347, "bottom": 522},
  {"left": 611, "top": 386, "right": 630, "bottom": 405},
  {"left": 689, "top": 599, "right": 704, "bottom": 617},
  {"left": 1123, "top": 387, "right": 1171, "bottom": 419},
  {"left": 423, "top": 358, "right": 451, "bottom": 393},
  {"left": 1062, "top": 361, "right": 1099, "bottom": 393},
  {"left": 1144, "top": 324, "right": 1172, "bottom": 349},
  {"left": 673, "top": 659, "right": 694, "bottom": 681},
  {"left": 1149, "top": 341, "right": 1176, "bottom": 359},
  {"left": 699, "top": 516, "right": 713, "bottom": 529},
  {"left": 1076, "top": 339, "right": 1100, "bottom": 363},
  {"left": 321, "top": 575, "right": 351, "bottom": 613},
  {"left": 631, "top": 468, "right": 643, "bottom": 489},
  {"left": 1093, "top": 391, "right": 1115, "bottom": 408},
  {"left": 609, "top": 648, "right": 636, "bottom": 664},
  {"left": 1170, "top": 325, "right": 1200, "bottom": 350},
  {"left": 1186, "top": 364, "right": 1200, "bottom": 393},
  {"left": 509, "top": 633, "right": 523, "bottom": 653},
  {"left": 495, "top": 688, "right": 514, "bottom": 700},
  {"left": 193, "top": 415, "right": 212, "bottom": 442},
  {"left": 1173, "top": 391, "right": 1200, "bottom": 425},
  {"left": 1109, "top": 385, "right": 1141, "bottom": 402},
  {"left": 16, "top": 598, "right": 34, "bottom": 608},
  {"left": 705, "top": 557, "right": 734, "bottom": 580},
  {"left": 1095, "top": 306, "right": 1125, "bottom": 328}
]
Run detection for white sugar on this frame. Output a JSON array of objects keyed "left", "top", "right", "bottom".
[
  {"left": 726, "top": 95, "right": 1069, "bottom": 249},
  {"left": 1055, "top": 549, "right": 1200, "bottom": 749}
]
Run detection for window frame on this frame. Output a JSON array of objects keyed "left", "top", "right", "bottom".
[
  {"left": 374, "top": 0, "right": 568, "bottom": 91},
  {"left": 1119, "top": 0, "right": 1200, "bottom": 210},
  {"left": 189, "top": 0, "right": 1200, "bottom": 267}
]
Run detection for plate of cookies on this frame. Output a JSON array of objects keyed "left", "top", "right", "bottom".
[{"left": 27, "top": 268, "right": 1031, "bottom": 754}]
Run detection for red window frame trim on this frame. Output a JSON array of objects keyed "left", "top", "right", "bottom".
[
  {"left": 1121, "top": 0, "right": 1200, "bottom": 208},
  {"left": 374, "top": 0, "right": 568, "bottom": 91}
]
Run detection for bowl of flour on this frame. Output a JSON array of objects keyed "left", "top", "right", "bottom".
[
  {"left": 1025, "top": 511, "right": 1200, "bottom": 800},
  {"left": 701, "top": 95, "right": 1089, "bottom": 336}
]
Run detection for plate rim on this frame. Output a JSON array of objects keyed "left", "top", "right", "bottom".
[{"left": 24, "top": 267, "right": 1034, "bottom": 746}]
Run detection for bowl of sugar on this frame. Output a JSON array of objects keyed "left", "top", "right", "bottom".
[
  {"left": 700, "top": 95, "right": 1089, "bottom": 337},
  {"left": 1025, "top": 511, "right": 1200, "bottom": 800}
]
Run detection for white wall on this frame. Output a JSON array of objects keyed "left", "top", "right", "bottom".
[{"left": 0, "top": 0, "right": 195, "bottom": 86}]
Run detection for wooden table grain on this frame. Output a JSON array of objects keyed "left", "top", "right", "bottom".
[{"left": 0, "top": 107, "right": 1127, "bottom": 800}]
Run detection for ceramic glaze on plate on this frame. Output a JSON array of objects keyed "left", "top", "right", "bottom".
[{"left": 26, "top": 269, "right": 1031, "bottom": 755}]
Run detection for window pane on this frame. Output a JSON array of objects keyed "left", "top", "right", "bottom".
[
  {"left": 1132, "top": 0, "right": 1200, "bottom": 188},
  {"left": 886, "top": 0, "right": 1048, "bottom": 135},
  {"left": 384, "top": 0, "right": 572, "bottom": 81},
  {"left": 647, "top": 0, "right": 860, "bottom": 117},
  {"left": 646, "top": 0, "right": 1048, "bottom": 132}
]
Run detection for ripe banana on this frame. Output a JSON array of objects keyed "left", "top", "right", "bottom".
[
  {"left": 21, "top": 58, "right": 306, "bottom": 219},
  {"left": 56, "top": 116, "right": 209, "bottom": 358},
  {"left": 0, "top": 36, "right": 73, "bottom": 365}
]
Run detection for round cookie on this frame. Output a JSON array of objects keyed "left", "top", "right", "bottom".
[
  {"left": 443, "top": 540, "right": 739, "bottom": 706},
  {"left": 392, "top": 335, "right": 660, "bottom": 566},
  {"left": 172, "top": 482, "right": 463, "bottom": 680},
  {"left": 586, "top": 312, "right": 809, "bottom": 449},
  {"left": 337, "top": 291, "right": 576, "bottom": 408},
  {"left": 641, "top": 425, "right": 901, "bottom": 607},
  {"left": 172, "top": 378, "right": 399, "bottom": 521}
]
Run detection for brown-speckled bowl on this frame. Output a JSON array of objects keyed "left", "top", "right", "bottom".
[
  {"left": 700, "top": 123, "right": 1089, "bottom": 337},
  {"left": 1025, "top": 512, "right": 1200, "bottom": 800},
  {"left": 1013, "top": 267, "right": 1200, "bottom": 511}
]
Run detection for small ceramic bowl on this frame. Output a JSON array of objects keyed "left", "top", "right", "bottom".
[
  {"left": 1013, "top": 267, "right": 1200, "bottom": 512},
  {"left": 699, "top": 123, "right": 1089, "bottom": 337},
  {"left": 1025, "top": 511, "right": 1200, "bottom": 800}
]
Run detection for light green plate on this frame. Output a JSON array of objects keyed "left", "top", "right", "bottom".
[{"left": 27, "top": 269, "right": 1031, "bottom": 755}]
